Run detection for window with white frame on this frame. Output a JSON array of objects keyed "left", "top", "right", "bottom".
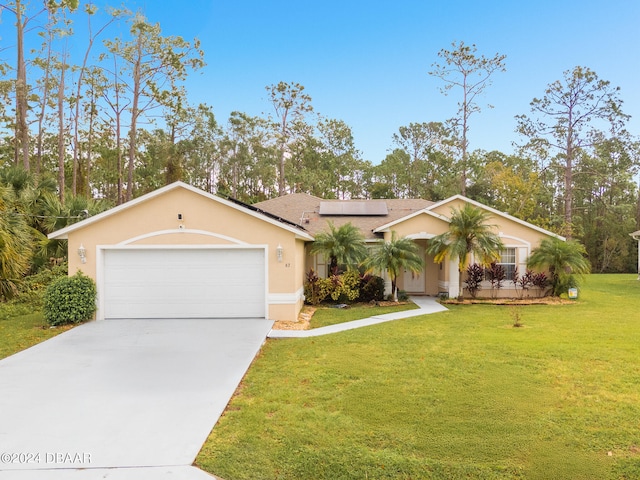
[{"left": 497, "top": 248, "right": 516, "bottom": 281}]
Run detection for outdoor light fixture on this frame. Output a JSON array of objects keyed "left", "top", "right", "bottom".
[
  {"left": 276, "top": 244, "right": 284, "bottom": 262},
  {"left": 78, "top": 244, "right": 87, "bottom": 264}
]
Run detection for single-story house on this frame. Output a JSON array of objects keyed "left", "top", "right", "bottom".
[
  {"left": 255, "top": 193, "right": 564, "bottom": 301},
  {"left": 49, "top": 181, "right": 563, "bottom": 322}
]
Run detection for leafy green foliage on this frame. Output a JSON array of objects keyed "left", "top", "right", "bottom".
[
  {"left": 0, "top": 185, "right": 34, "bottom": 300},
  {"left": 527, "top": 237, "right": 591, "bottom": 296},
  {"left": 359, "top": 274, "right": 385, "bottom": 302},
  {"left": 365, "top": 231, "right": 423, "bottom": 301},
  {"left": 428, "top": 204, "right": 505, "bottom": 269},
  {"left": 427, "top": 204, "right": 505, "bottom": 297},
  {"left": 304, "top": 270, "right": 385, "bottom": 305},
  {"left": 43, "top": 272, "right": 97, "bottom": 326},
  {"left": 330, "top": 269, "right": 360, "bottom": 302},
  {"left": 309, "top": 221, "right": 368, "bottom": 275}
]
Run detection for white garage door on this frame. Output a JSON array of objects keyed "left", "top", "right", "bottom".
[{"left": 102, "top": 248, "right": 266, "bottom": 319}]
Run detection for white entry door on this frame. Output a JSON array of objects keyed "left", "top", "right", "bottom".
[{"left": 402, "top": 242, "right": 425, "bottom": 293}]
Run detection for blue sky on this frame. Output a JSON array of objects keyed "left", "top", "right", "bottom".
[{"left": 7, "top": 0, "right": 640, "bottom": 164}]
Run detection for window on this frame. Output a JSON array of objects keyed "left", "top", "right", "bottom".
[{"left": 497, "top": 248, "right": 516, "bottom": 281}]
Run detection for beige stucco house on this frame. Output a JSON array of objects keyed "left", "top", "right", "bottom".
[
  {"left": 49, "top": 181, "right": 563, "bottom": 322},
  {"left": 255, "top": 193, "right": 564, "bottom": 301}
]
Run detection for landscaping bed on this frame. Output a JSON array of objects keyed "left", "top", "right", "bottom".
[{"left": 442, "top": 296, "right": 575, "bottom": 306}]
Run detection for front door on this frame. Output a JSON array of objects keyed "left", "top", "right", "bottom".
[{"left": 402, "top": 242, "right": 425, "bottom": 293}]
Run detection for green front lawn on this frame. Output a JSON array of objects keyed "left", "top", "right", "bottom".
[
  {"left": 310, "top": 302, "right": 419, "bottom": 328},
  {"left": 197, "top": 274, "right": 640, "bottom": 479},
  {"left": 0, "top": 312, "right": 72, "bottom": 360}
]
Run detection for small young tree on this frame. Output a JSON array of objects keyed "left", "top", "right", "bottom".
[
  {"left": 365, "top": 231, "right": 423, "bottom": 302},
  {"left": 309, "top": 221, "right": 367, "bottom": 275}
]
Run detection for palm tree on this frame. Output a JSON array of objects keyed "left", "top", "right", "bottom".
[
  {"left": 0, "top": 185, "right": 34, "bottom": 300},
  {"left": 426, "top": 203, "right": 504, "bottom": 297},
  {"left": 366, "top": 231, "right": 423, "bottom": 301},
  {"left": 309, "top": 221, "right": 368, "bottom": 275},
  {"left": 527, "top": 237, "right": 591, "bottom": 296}
]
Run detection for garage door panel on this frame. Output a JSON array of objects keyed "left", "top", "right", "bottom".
[{"left": 103, "top": 248, "right": 265, "bottom": 319}]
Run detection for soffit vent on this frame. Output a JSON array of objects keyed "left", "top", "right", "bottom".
[{"left": 319, "top": 201, "right": 388, "bottom": 216}]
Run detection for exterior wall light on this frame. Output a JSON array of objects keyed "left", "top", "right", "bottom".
[
  {"left": 276, "top": 244, "right": 284, "bottom": 263},
  {"left": 78, "top": 244, "right": 87, "bottom": 264}
]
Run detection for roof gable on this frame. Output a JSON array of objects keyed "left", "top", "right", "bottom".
[
  {"left": 48, "top": 182, "right": 313, "bottom": 241},
  {"left": 373, "top": 209, "right": 450, "bottom": 233},
  {"left": 426, "top": 195, "right": 565, "bottom": 240}
]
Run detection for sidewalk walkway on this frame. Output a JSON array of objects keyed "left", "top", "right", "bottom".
[{"left": 268, "top": 296, "right": 448, "bottom": 339}]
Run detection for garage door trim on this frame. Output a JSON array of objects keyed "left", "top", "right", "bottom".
[{"left": 96, "top": 244, "right": 269, "bottom": 320}]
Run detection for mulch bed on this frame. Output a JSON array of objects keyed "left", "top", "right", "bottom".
[{"left": 441, "top": 297, "right": 575, "bottom": 306}]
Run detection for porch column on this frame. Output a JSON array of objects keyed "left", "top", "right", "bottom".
[{"left": 448, "top": 256, "right": 460, "bottom": 298}]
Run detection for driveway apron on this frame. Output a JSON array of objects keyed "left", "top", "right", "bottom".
[{"left": 0, "top": 318, "right": 273, "bottom": 475}]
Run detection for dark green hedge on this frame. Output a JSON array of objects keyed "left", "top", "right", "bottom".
[{"left": 43, "top": 272, "right": 97, "bottom": 326}]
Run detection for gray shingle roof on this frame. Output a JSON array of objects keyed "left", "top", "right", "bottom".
[{"left": 254, "top": 194, "right": 433, "bottom": 240}]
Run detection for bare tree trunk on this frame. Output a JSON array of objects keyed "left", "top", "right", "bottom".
[
  {"left": 278, "top": 110, "right": 289, "bottom": 196},
  {"left": 126, "top": 35, "right": 142, "bottom": 202},
  {"left": 85, "top": 98, "right": 95, "bottom": 196},
  {"left": 35, "top": 10, "right": 55, "bottom": 177},
  {"left": 564, "top": 121, "right": 574, "bottom": 239},
  {"left": 57, "top": 55, "right": 66, "bottom": 204},
  {"left": 461, "top": 82, "right": 468, "bottom": 196},
  {"left": 72, "top": 11, "right": 114, "bottom": 197},
  {"left": 15, "top": 0, "right": 30, "bottom": 170}
]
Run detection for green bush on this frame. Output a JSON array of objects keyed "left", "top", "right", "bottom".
[
  {"left": 359, "top": 274, "right": 385, "bottom": 302},
  {"left": 304, "top": 269, "right": 363, "bottom": 305},
  {"left": 304, "top": 269, "right": 336, "bottom": 305},
  {"left": 43, "top": 272, "right": 97, "bottom": 326},
  {"left": 335, "top": 270, "right": 360, "bottom": 302}
]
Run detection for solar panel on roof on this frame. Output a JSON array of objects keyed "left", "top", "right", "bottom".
[{"left": 319, "top": 201, "right": 388, "bottom": 216}]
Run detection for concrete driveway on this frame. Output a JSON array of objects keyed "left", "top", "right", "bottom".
[{"left": 0, "top": 318, "right": 273, "bottom": 479}]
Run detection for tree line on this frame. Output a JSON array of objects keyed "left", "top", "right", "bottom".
[{"left": 0, "top": 3, "right": 639, "bottom": 279}]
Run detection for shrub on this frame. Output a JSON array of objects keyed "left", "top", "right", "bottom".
[
  {"left": 339, "top": 270, "right": 361, "bottom": 302},
  {"left": 531, "top": 272, "right": 550, "bottom": 297},
  {"left": 15, "top": 263, "right": 68, "bottom": 308},
  {"left": 329, "top": 270, "right": 360, "bottom": 302},
  {"left": 304, "top": 269, "right": 322, "bottom": 305},
  {"left": 465, "top": 263, "right": 484, "bottom": 298},
  {"left": 513, "top": 268, "right": 534, "bottom": 299},
  {"left": 304, "top": 269, "right": 336, "bottom": 305},
  {"left": 359, "top": 274, "right": 385, "bottom": 302},
  {"left": 43, "top": 272, "right": 97, "bottom": 326},
  {"left": 487, "top": 262, "right": 505, "bottom": 298}
]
